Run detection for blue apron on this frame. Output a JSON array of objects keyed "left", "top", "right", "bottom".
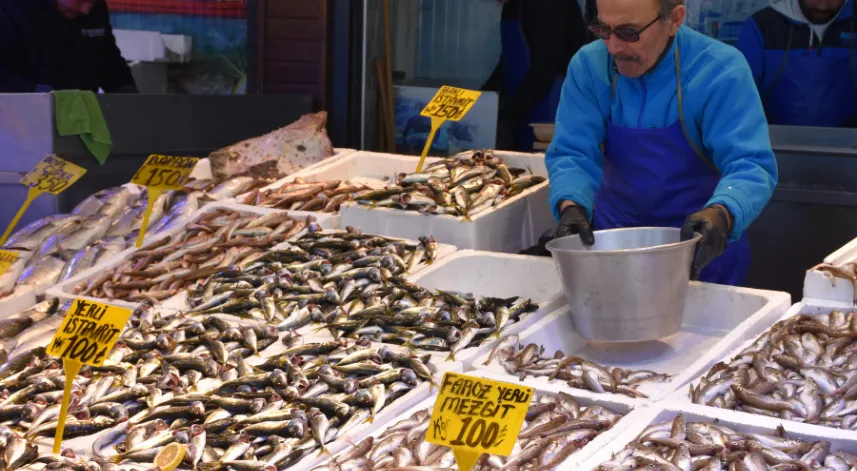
[
  {"left": 593, "top": 46, "right": 751, "bottom": 286},
  {"left": 763, "top": 22, "right": 857, "bottom": 126},
  {"left": 500, "top": 18, "right": 563, "bottom": 151}
]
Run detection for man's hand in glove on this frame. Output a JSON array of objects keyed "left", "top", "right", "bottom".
[
  {"left": 553, "top": 203, "right": 595, "bottom": 246},
  {"left": 680, "top": 205, "right": 732, "bottom": 280}
]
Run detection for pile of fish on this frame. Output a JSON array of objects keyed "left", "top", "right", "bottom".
[
  {"left": 71, "top": 209, "right": 318, "bottom": 302},
  {"left": 594, "top": 413, "right": 857, "bottom": 471},
  {"left": 354, "top": 150, "right": 546, "bottom": 220},
  {"left": 810, "top": 262, "right": 857, "bottom": 304},
  {"left": 0, "top": 299, "right": 63, "bottom": 366},
  {"left": 690, "top": 311, "right": 857, "bottom": 429},
  {"left": 311, "top": 391, "right": 624, "bottom": 471},
  {"left": 238, "top": 178, "right": 367, "bottom": 213},
  {"left": 0, "top": 427, "right": 40, "bottom": 471},
  {"left": 483, "top": 339, "right": 670, "bottom": 399},
  {"left": 0, "top": 180, "right": 251, "bottom": 299},
  {"left": 183, "top": 228, "right": 444, "bottom": 324},
  {"left": 0, "top": 299, "right": 437, "bottom": 470}
]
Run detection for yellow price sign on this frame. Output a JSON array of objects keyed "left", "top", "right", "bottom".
[
  {"left": 426, "top": 372, "right": 533, "bottom": 471},
  {"left": 416, "top": 86, "right": 482, "bottom": 173},
  {"left": 0, "top": 251, "right": 18, "bottom": 277},
  {"left": 130, "top": 155, "right": 200, "bottom": 248},
  {"left": 0, "top": 155, "right": 87, "bottom": 246},
  {"left": 46, "top": 298, "right": 132, "bottom": 454},
  {"left": 19, "top": 154, "right": 87, "bottom": 195}
]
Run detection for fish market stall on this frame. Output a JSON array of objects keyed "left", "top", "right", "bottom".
[
  {"left": 576, "top": 402, "right": 857, "bottom": 471},
  {"left": 474, "top": 282, "right": 790, "bottom": 401},
  {"left": 305, "top": 370, "right": 642, "bottom": 471},
  {"left": 676, "top": 299, "right": 857, "bottom": 433}
]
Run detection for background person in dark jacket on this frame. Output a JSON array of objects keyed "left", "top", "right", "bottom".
[
  {"left": 736, "top": 0, "right": 856, "bottom": 127},
  {"left": 482, "top": 0, "right": 587, "bottom": 151},
  {"left": 0, "top": 0, "right": 138, "bottom": 93}
]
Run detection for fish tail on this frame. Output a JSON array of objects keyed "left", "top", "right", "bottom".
[
  {"left": 317, "top": 446, "right": 332, "bottom": 458},
  {"left": 430, "top": 379, "right": 439, "bottom": 393},
  {"left": 446, "top": 351, "right": 456, "bottom": 362},
  {"left": 364, "top": 413, "right": 375, "bottom": 424},
  {"left": 461, "top": 214, "right": 472, "bottom": 223}
]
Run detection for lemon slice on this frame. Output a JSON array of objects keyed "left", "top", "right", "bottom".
[{"left": 154, "top": 443, "right": 186, "bottom": 471}]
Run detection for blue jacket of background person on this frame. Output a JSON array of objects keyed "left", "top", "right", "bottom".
[{"left": 737, "top": 0, "right": 857, "bottom": 127}]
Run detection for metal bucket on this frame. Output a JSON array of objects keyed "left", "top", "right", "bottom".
[{"left": 546, "top": 227, "right": 701, "bottom": 342}]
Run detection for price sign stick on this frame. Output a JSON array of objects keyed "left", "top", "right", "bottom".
[
  {"left": 0, "top": 187, "right": 41, "bottom": 246},
  {"left": 52, "top": 358, "right": 81, "bottom": 454},
  {"left": 416, "top": 117, "right": 444, "bottom": 174},
  {"left": 135, "top": 188, "right": 165, "bottom": 248}
]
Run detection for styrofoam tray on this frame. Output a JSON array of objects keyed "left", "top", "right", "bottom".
[
  {"left": 45, "top": 202, "right": 337, "bottom": 311},
  {"left": 0, "top": 286, "right": 36, "bottom": 320},
  {"left": 307, "top": 369, "right": 642, "bottom": 471},
  {"left": 804, "top": 235, "right": 857, "bottom": 303},
  {"left": 243, "top": 150, "right": 551, "bottom": 253},
  {"left": 401, "top": 250, "right": 565, "bottom": 369},
  {"left": 671, "top": 299, "right": 857, "bottom": 431},
  {"left": 473, "top": 282, "right": 791, "bottom": 401},
  {"left": 574, "top": 401, "right": 857, "bottom": 471}
]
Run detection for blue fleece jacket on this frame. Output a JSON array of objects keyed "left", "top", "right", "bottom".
[{"left": 546, "top": 25, "right": 778, "bottom": 240}]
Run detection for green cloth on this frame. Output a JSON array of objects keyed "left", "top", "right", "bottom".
[{"left": 52, "top": 90, "right": 112, "bottom": 164}]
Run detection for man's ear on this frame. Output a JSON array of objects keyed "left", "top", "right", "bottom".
[{"left": 669, "top": 5, "right": 686, "bottom": 35}]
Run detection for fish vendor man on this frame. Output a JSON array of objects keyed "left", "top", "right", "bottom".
[{"left": 547, "top": 0, "right": 779, "bottom": 285}]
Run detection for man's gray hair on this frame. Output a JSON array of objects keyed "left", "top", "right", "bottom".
[{"left": 661, "top": 0, "right": 683, "bottom": 17}]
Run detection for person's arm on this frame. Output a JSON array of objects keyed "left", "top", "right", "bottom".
[
  {"left": 0, "top": 5, "right": 38, "bottom": 92},
  {"left": 700, "top": 51, "right": 778, "bottom": 240},
  {"left": 545, "top": 50, "right": 608, "bottom": 221},
  {"left": 735, "top": 17, "right": 765, "bottom": 92},
  {"left": 503, "top": 0, "right": 585, "bottom": 125},
  {"left": 97, "top": 3, "right": 138, "bottom": 93}
]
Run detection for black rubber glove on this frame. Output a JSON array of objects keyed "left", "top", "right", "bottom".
[
  {"left": 680, "top": 206, "right": 730, "bottom": 281},
  {"left": 553, "top": 205, "right": 595, "bottom": 246}
]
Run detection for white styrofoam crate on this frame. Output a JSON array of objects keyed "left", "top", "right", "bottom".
[
  {"left": 803, "top": 236, "right": 857, "bottom": 303},
  {"left": 404, "top": 250, "right": 565, "bottom": 369},
  {"left": 45, "top": 203, "right": 336, "bottom": 311},
  {"left": 307, "top": 369, "right": 642, "bottom": 471},
  {"left": 574, "top": 402, "right": 857, "bottom": 471},
  {"left": 473, "top": 282, "right": 791, "bottom": 401},
  {"left": 243, "top": 150, "right": 551, "bottom": 253},
  {"left": 672, "top": 298, "right": 855, "bottom": 427},
  {"left": 0, "top": 287, "right": 36, "bottom": 320}
]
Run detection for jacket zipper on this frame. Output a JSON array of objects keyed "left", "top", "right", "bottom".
[{"left": 638, "top": 77, "right": 647, "bottom": 128}]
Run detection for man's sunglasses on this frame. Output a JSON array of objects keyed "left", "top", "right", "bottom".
[{"left": 588, "top": 14, "right": 661, "bottom": 43}]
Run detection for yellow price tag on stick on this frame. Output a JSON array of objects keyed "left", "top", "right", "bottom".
[
  {"left": 416, "top": 86, "right": 482, "bottom": 173},
  {"left": 0, "top": 155, "right": 87, "bottom": 246},
  {"left": 130, "top": 154, "right": 200, "bottom": 248},
  {"left": 426, "top": 372, "right": 533, "bottom": 471},
  {"left": 0, "top": 250, "right": 19, "bottom": 277},
  {"left": 46, "top": 298, "right": 132, "bottom": 454}
]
